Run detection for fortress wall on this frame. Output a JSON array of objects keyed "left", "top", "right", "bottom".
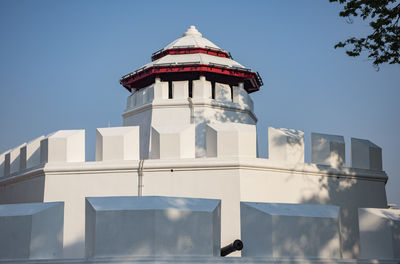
[{"left": 0, "top": 125, "right": 389, "bottom": 259}]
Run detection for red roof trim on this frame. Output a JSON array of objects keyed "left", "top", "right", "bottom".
[
  {"left": 151, "top": 47, "right": 231, "bottom": 61},
  {"left": 120, "top": 64, "right": 263, "bottom": 93}
]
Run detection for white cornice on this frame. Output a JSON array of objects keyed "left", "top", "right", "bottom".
[{"left": 0, "top": 157, "right": 388, "bottom": 186}]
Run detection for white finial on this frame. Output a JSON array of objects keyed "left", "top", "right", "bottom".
[{"left": 183, "top": 25, "right": 202, "bottom": 37}]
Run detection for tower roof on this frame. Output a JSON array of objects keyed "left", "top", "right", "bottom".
[{"left": 120, "top": 26, "right": 263, "bottom": 93}]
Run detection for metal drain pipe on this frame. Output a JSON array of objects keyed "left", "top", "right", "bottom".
[{"left": 137, "top": 159, "right": 145, "bottom": 196}]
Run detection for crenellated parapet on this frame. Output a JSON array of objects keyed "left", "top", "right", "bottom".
[{"left": 0, "top": 125, "right": 385, "bottom": 179}]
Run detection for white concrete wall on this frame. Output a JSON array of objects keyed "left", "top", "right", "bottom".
[
  {"left": 241, "top": 202, "right": 341, "bottom": 258},
  {"left": 43, "top": 165, "right": 138, "bottom": 258},
  {"left": 358, "top": 208, "right": 400, "bottom": 259},
  {"left": 0, "top": 175, "right": 45, "bottom": 204},
  {"left": 85, "top": 196, "right": 221, "bottom": 257},
  {"left": 0, "top": 157, "right": 389, "bottom": 259}
]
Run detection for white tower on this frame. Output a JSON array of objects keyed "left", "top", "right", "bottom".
[{"left": 121, "top": 26, "right": 263, "bottom": 158}]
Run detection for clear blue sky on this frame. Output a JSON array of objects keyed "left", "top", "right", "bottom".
[{"left": 0, "top": 1, "right": 399, "bottom": 205}]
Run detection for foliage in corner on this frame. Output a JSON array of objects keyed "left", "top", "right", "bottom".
[{"left": 330, "top": 0, "right": 400, "bottom": 69}]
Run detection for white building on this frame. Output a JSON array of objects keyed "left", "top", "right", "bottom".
[{"left": 0, "top": 26, "right": 399, "bottom": 263}]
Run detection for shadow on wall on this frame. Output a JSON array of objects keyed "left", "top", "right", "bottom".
[
  {"left": 296, "top": 165, "right": 387, "bottom": 259},
  {"left": 263, "top": 130, "right": 389, "bottom": 259}
]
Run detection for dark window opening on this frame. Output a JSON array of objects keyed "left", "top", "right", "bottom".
[
  {"left": 211, "top": 81, "right": 215, "bottom": 99},
  {"left": 230, "top": 85, "right": 233, "bottom": 101},
  {"left": 189, "top": 80, "right": 193, "bottom": 98},
  {"left": 168, "top": 81, "right": 173, "bottom": 99}
]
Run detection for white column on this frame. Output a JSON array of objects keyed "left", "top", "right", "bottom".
[
  {"left": 172, "top": 81, "right": 189, "bottom": 99},
  {"left": 215, "top": 82, "right": 231, "bottom": 102},
  {"left": 192, "top": 76, "right": 211, "bottom": 99}
]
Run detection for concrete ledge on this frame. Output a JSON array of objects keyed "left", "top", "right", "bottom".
[
  {"left": 0, "top": 202, "right": 64, "bottom": 260},
  {"left": 85, "top": 196, "right": 221, "bottom": 258},
  {"left": 241, "top": 202, "right": 341, "bottom": 258}
]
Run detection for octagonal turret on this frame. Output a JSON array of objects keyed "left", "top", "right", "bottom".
[{"left": 122, "top": 26, "right": 262, "bottom": 158}]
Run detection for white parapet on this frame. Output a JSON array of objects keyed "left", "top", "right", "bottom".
[
  {"left": 351, "top": 138, "right": 382, "bottom": 171},
  {"left": 206, "top": 123, "right": 256, "bottom": 158},
  {"left": 0, "top": 202, "right": 64, "bottom": 260},
  {"left": 232, "top": 82, "right": 250, "bottom": 109},
  {"left": 135, "top": 89, "right": 145, "bottom": 106},
  {"left": 20, "top": 135, "right": 45, "bottom": 170},
  {"left": 132, "top": 86, "right": 154, "bottom": 107},
  {"left": 4, "top": 142, "right": 26, "bottom": 176},
  {"left": 85, "top": 196, "right": 221, "bottom": 258},
  {"left": 241, "top": 202, "right": 341, "bottom": 258},
  {"left": 215, "top": 82, "right": 231, "bottom": 102},
  {"left": 268, "top": 127, "right": 304, "bottom": 163},
  {"left": 131, "top": 90, "right": 139, "bottom": 108},
  {"left": 40, "top": 130, "right": 85, "bottom": 163},
  {"left": 153, "top": 78, "right": 168, "bottom": 100},
  {"left": 311, "top": 133, "right": 345, "bottom": 167},
  {"left": 193, "top": 76, "right": 211, "bottom": 99},
  {"left": 358, "top": 208, "right": 400, "bottom": 259},
  {"left": 172, "top": 81, "right": 189, "bottom": 99},
  {"left": 142, "top": 85, "right": 154, "bottom": 105},
  {"left": 96, "top": 126, "right": 140, "bottom": 161},
  {"left": 151, "top": 124, "right": 195, "bottom": 159}
]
